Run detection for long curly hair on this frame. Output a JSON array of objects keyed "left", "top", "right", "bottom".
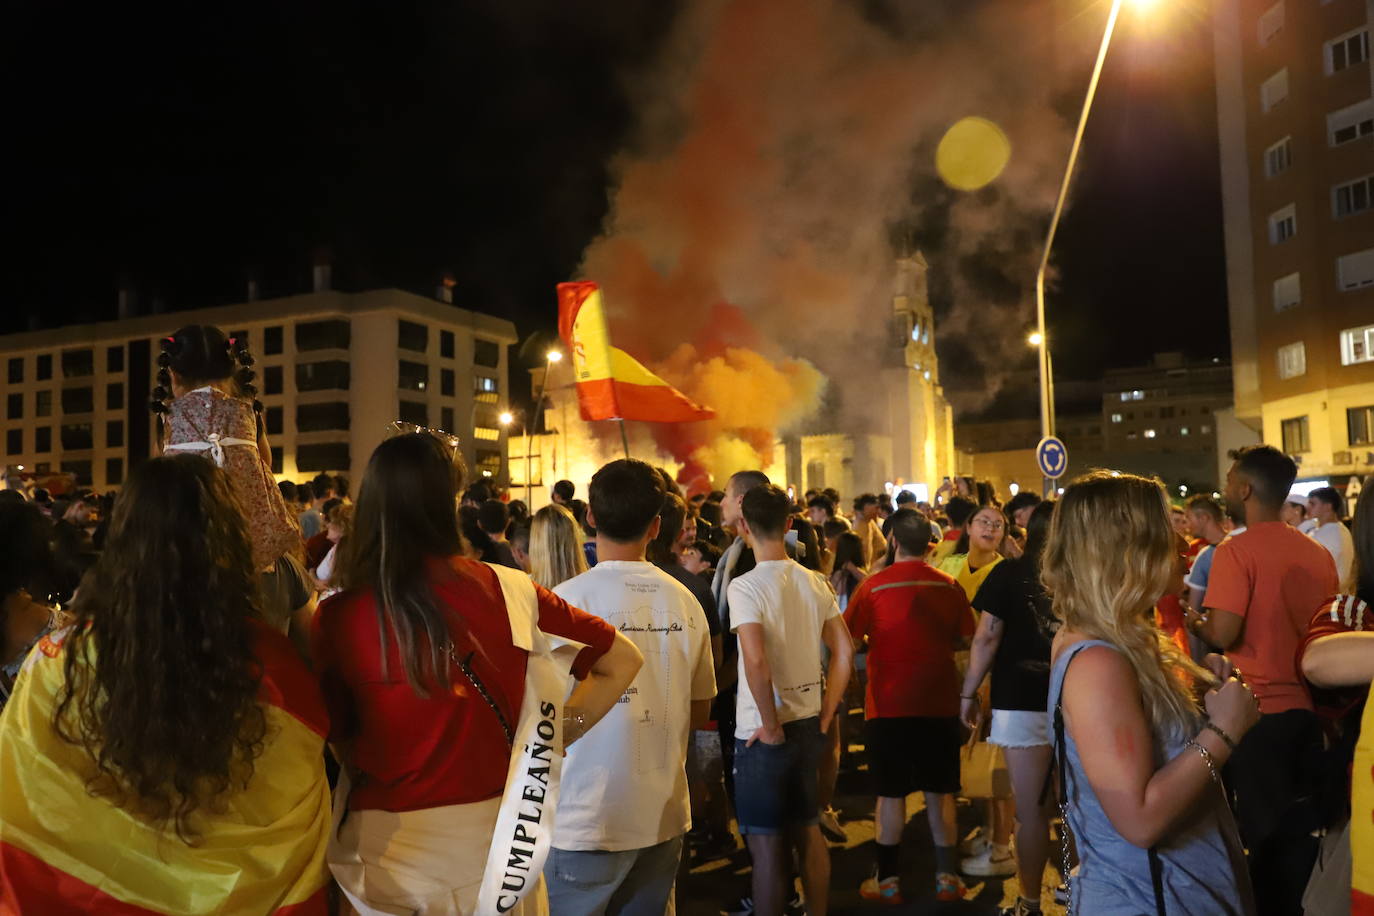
[
  {"left": 54, "top": 455, "right": 267, "bottom": 843},
  {"left": 1041, "top": 471, "right": 1213, "bottom": 738}
]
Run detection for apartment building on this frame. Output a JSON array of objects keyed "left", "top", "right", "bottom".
[
  {"left": 1215, "top": 0, "right": 1374, "bottom": 490},
  {"left": 0, "top": 289, "right": 516, "bottom": 491}
]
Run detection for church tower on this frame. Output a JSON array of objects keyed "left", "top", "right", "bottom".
[{"left": 884, "top": 253, "right": 954, "bottom": 495}]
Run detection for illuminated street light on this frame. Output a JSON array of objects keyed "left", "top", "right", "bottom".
[
  {"left": 1027, "top": 332, "right": 1056, "bottom": 440},
  {"left": 498, "top": 410, "right": 514, "bottom": 426},
  {"left": 1027, "top": 332, "right": 1044, "bottom": 347},
  {"left": 546, "top": 350, "right": 563, "bottom": 364}
]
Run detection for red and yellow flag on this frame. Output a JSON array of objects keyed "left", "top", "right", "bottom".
[
  {"left": 0, "top": 623, "right": 331, "bottom": 915},
  {"left": 557, "top": 282, "right": 714, "bottom": 424}
]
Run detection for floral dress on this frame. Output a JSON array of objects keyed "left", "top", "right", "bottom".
[{"left": 165, "top": 387, "right": 300, "bottom": 570}]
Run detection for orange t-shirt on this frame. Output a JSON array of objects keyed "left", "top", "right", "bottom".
[
  {"left": 1204, "top": 522, "right": 1339, "bottom": 714},
  {"left": 843, "top": 559, "right": 975, "bottom": 719}
]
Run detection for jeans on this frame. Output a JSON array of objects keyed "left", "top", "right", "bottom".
[{"left": 545, "top": 835, "right": 684, "bottom": 916}]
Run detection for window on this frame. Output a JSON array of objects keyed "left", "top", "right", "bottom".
[
  {"left": 441, "top": 368, "right": 455, "bottom": 397},
  {"left": 475, "top": 376, "right": 499, "bottom": 394},
  {"left": 35, "top": 391, "right": 51, "bottom": 417},
  {"left": 105, "top": 420, "right": 123, "bottom": 448},
  {"left": 33, "top": 462, "right": 48, "bottom": 474},
  {"left": 6, "top": 429, "right": 21, "bottom": 455},
  {"left": 1111, "top": 413, "right": 1123, "bottom": 423},
  {"left": 1338, "top": 249, "right": 1374, "bottom": 291},
  {"left": 35, "top": 427, "right": 51, "bottom": 452},
  {"left": 1181, "top": 427, "right": 1190, "bottom": 436},
  {"left": 61, "top": 349, "right": 93, "bottom": 378},
  {"left": 296, "top": 402, "right": 349, "bottom": 432},
  {"left": 106, "top": 345, "right": 124, "bottom": 373},
  {"left": 35, "top": 354, "right": 51, "bottom": 381},
  {"left": 106, "top": 383, "right": 123, "bottom": 411},
  {"left": 1329, "top": 98, "right": 1374, "bottom": 146},
  {"left": 264, "top": 365, "right": 283, "bottom": 395},
  {"left": 296, "top": 360, "right": 350, "bottom": 392},
  {"left": 1277, "top": 341, "right": 1306, "bottom": 379},
  {"left": 474, "top": 427, "right": 501, "bottom": 442},
  {"left": 398, "top": 320, "right": 428, "bottom": 353},
  {"left": 105, "top": 457, "right": 124, "bottom": 486},
  {"left": 1263, "top": 136, "right": 1292, "bottom": 178},
  {"left": 61, "top": 387, "right": 93, "bottom": 414},
  {"left": 398, "top": 400, "right": 428, "bottom": 426},
  {"left": 1334, "top": 176, "right": 1373, "bottom": 218},
  {"left": 1261, "top": 68, "right": 1289, "bottom": 112},
  {"left": 1268, "top": 204, "right": 1296, "bottom": 244},
  {"left": 266, "top": 406, "right": 283, "bottom": 436},
  {"left": 398, "top": 360, "right": 428, "bottom": 392},
  {"left": 440, "top": 330, "right": 455, "bottom": 359},
  {"left": 295, "top": 319, "right": 351, "bottom": 351},
  {"left": 1341, "top": 324, "right": 1374, "bottom": 364},
  {"left": 1326, "top": 28, "right": 1369, "bottom": 74},
  {"left": 474, "top": 338, "right": 500, "bottom": 368},
  {"left": 7, "top": 358, "right": 22, "bottom": 384},
  {"left": 297, "top": 442, "right": 350, "bottom": 472},
  {"left": 1281, "top": 416, "right": 1310, "bottom": 454},
  {"left": 263, "top": 326, "right": 283, "bottom": 355},
  {"left": 1144, "top": 429, "right": 1158, "bottom": 439},
  {"left": 6, "top": 393, "right": 21, "bottom": 420},
  {"left": 61, "top": 460, "right": 92, "bottom": 486},
  {"left": 441, "top": 407, "right": 455, "bottom": 432},
  {"left": 1273, "top": 272, "right": 1301, "bottom": 311},
  {"left": 475, "top": 449, "right": 502, "bottom": 480},
  {"left": 1258, "top": 2, "right": 1284, "bottom": 46},
  {"left": 60, "top": 423, "right": 93, "bottom": 450},
  {"left": 1349, "top": 405, "right": 1374, "bottom": 446},
  {"left": 270, "top": 447, "right": 283, "bottom": 474}
]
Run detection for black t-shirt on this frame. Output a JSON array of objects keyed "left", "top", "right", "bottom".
[
  {"left": 972, "top": 555, "right": 1054, "bottom": 712},
  {"left": 660, "top": 560, "right": 721, "bottom": 637}
]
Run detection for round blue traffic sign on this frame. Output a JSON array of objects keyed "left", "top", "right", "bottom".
[{"left": 1036, "top": 436, "right": 1068, "bottom": 479}]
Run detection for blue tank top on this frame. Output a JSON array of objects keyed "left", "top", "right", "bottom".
[{"left": 1049, "top": 639, "right": 1255, "bottom": 915}]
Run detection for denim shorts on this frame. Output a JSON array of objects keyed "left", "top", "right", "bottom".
[{"left": 732, "top": 716, "right": 822, "bottom": 834}]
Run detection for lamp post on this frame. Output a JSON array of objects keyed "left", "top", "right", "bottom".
[
  {"left": 498, "top": 410, "right": 514, "bottom": 490},
  {"left": 524, "top": 350, "right": 562, "bottom": 505},
  {"left": 1035, "top": 0, "right": 1133, "bottom": 495},
  {"left": 1029, "top": 332, "right": 1057, "bottom": 440}
]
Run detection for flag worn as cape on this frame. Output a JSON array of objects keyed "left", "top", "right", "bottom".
[
  {"left": 557, "top": 281, "right": 714, "bottom": 424},
  {"left": 0, "top": 622, "right": 332, "bottom": 915}
]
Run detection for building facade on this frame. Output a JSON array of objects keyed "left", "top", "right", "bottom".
[
  {"left": 0, "top": 289, "right": 516, "bottom": 491},
  {"left": 1215, "top": 0, "right": 1374, "bottom": 492}
]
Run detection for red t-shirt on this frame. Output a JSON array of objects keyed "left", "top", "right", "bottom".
[
  {"left": 311, "top": 556, "right": 616, "bottom": 812},
  {"left": 304, "top": 532, "right": 333, "bottom": 571},
  {"left": 1298, "top": 594, "right": 1372, "bottom": 720},
  {"left": 843, "top": 558, "right": 975, "bottom": 719},
  {"left": 1204, "top": 522, "right": 1340, "bottom": 714}
]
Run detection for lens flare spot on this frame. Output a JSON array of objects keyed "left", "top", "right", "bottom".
[{"left": 936, "top": 117, "right": 1011, "bottom": 191}]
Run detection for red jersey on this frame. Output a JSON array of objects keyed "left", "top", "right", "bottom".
[
  {"left": 311, "top": 555, "right": 616, "bottom": 812},
  {"left": 843, "top": 558, "right": 975, "bottom": 719}
]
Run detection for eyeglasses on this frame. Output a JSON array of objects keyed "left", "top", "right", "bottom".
[{"left": 971, "top": 518, "right": 1005, "bottom": 531}]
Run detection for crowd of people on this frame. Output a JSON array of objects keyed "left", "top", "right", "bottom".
[{"left": 0, "top": 324, "right": 1370, "bottom": 916}]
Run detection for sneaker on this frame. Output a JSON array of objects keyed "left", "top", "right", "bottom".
[
  {"left": 960, "top": 825, "right": 989, "bottom": 856},
  {"left": 961, "top": 844, "right": 1016, "bottom": 877},
  {"left": 935, "top": 872, "right": 967, "bottom": 902},
  {"left": 818, "top": 806, "right": 848, "bottom": 844},
  {"left": 997, "top": 900, "right": 1043, "bottom": 916},
  {"left": 721, "top": 893, "right": 805, "bottom": 915},
  {"left": 859, "top": 873, "right": 904, "bottom": 905}
]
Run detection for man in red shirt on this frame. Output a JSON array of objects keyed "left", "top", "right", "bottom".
[
  {"left": 1191, "top": 445, "right": 1340, "bottom": 916},
  {"left": 844, "top": 508, "right": 975, "bottom": 905}
]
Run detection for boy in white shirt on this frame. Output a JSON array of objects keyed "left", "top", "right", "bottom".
[
  {"left": 729, "top": 484, "right": 855, "bottom": 916},
  {"left": 548, "top": 459, "right": 717, "bottom": 915}
]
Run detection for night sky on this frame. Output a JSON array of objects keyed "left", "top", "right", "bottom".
[{"left": 6, "top": 0, "right": 1229, "bottom": 410}]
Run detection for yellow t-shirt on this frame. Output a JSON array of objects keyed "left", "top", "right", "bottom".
[
  {"left": 1353, "top": 692, "right": 1373, "bottom": 913},
  {"left": 937, "top": 553, "right": 1004, "bottom": 603}
]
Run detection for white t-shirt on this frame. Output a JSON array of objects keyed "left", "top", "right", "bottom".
[
  {"left": 552, "top": 560, "right": 717, "bottom": 851},
  {"left": 728, "top": 559, "right": 840, "bottom": 741},
  {"left": 1310, "top": 520, "right": 1355, "bottom": 592}
]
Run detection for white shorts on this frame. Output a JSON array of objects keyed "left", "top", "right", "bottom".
[{"left": 988, "top": 709, "right": 1051, "bottom": 748}]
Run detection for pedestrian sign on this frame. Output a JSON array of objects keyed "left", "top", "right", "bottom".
[{"left": 1036, "top": 436, "right": 1068, "bottom": 480}]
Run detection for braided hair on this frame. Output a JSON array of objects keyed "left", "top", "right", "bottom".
[{"left": 149, "top": 325, "right": 264, "bottom": 438}]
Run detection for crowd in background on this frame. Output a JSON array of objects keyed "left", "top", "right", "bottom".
[{"left": 0, "top": 325, "right": 1370, "bottom": 916}]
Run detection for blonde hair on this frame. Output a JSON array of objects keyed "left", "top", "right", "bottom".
[
  {"left": 1041, "top": 470, "right": 1212, "bottom": 736},
  {"left": 529, "top": 503, "right": 588, "bottom": 590}
]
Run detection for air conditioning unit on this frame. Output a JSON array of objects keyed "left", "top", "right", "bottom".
[{"left": 1334, "top": 450, "right": 1353, "bottom": 465}]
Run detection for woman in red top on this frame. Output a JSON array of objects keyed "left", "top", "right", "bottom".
[{"left": 312, "top": 433, "right": 642, "bottom": 915}]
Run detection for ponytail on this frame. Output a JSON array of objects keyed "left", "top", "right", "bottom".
[{"left": 228, "top": 336, "right": 265, "bottom": 435}]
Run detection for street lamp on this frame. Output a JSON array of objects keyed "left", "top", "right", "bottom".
[
  {"left": 524, "top": 349, "right": 562, "bottom": 505},
  {"left": 498, "top": 410, "right": 514, "bottom": 427},
  {"left": 1035, "top": 0, "right": 1136, "bottom": 495},
  {"left": 1028, "top": 332, "right": 1056, "bottom": 437}
]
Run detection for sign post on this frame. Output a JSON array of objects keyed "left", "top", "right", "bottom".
[{"left": 1036, "top": 436, "right": 1068, "bottom": 496}]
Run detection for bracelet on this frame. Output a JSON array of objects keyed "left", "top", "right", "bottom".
[
  {"left": 563, "top": 709, "right": 588, "bottom": 745},
  {"left": 960, "top": 694, "right": 978, "bottom": 700},
  {"left": 1185, "top": 739, "right": 1221, "bottom": 783},
  {"left": 1203, "top": 721, "right": 1237, "bottom": 752}
]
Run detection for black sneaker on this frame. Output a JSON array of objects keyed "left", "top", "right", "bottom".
[{"left": 721, "top": 893, "right": 806, "bottom": 915}]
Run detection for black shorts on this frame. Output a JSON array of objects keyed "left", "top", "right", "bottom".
[{"left": 865, "top": 716, "right": 962, "bottom": 797}]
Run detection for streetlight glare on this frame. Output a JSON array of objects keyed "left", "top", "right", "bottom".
[
  {"left": 545, "top": 350, "right": 563, "bottom": 363},
  {"left": 498, "top": 411, "right": 514, "bottom": 426},
  {"left": 1028, "top": 332, "right": 1044, "bottom": 347}
]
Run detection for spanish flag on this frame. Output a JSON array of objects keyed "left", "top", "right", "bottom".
[
  {"left": 1354, "top": 689, "right": 1374, "bottom": 914},
  {"left": 557, "top": 282, "right": 714, "bottom": 423},
  {"left": 0, "top": 623, "right": 331, "bottom": 915}
]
